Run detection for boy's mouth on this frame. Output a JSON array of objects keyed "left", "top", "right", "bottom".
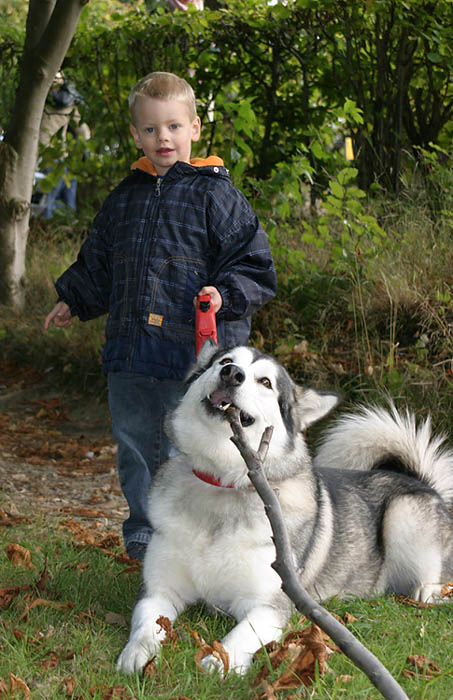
[{"left": 156, "top": 148, "right": 174, "bottom": 155}]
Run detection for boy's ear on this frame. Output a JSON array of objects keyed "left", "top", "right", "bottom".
[
  {"left": 191, "top": 116, "right": 201, "bottom": 143},
  {"left": 130, "top": 123, "right": 142, "bottom": 149}
]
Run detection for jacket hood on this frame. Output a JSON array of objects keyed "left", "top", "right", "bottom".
[{"left": 131, "top": 155, "right": 224, "bottom": 176}]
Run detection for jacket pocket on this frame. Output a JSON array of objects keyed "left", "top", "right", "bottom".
[{"left": 144, "top": 256, "right": 208, "bottom": 344}]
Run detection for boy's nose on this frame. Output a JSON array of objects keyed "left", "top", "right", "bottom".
[{"left": 158, "top": 128, "right": 170, "bottom": 141}]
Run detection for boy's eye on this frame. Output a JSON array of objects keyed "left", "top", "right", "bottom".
[
  {"left": 145, "top": 127, "right": 154, "bottom": 133},
  {"left": 170, "top": 123, "right": 180, "bottom": 130}
]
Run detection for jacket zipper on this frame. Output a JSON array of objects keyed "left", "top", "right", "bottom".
[{"left": 127, "top": 174, "right": 162, "bottom": 370}]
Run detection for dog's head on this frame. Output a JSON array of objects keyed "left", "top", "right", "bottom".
[{"left": 168, "top": 343, "right": 340, "bottom": 484}]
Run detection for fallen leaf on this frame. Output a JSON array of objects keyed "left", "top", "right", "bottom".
[
  {"left": 0, "top": 509, "right": 31, "bottom": 527},
  {"left": 394, "top": 594, "right": 437, "bottom": 608},
  {"left": 343, "top": 611, "right": 358, "bottom": 624},
  {"left": 143, "top": 657, "right": 158, "bottom": 678},
  {"left": 156, "top": 616, "right": 179, "bottom": 648},
  {"left": 9, "top": 673, "right": 31, "bottom": 699},
  {"left": 62, "top": 677, "right": 76, "bottom": 697},
  {"left": 339, "top": 674, "right": 354, "bottom": 683},
  {"left": 441, "top": 581, "right": 453, "bottom": 598},
  {"left": 194, "top": 640, "right": 229, "bottom": 675},
  {"left": 6, "top": 543, "right": 34, "bottom": 569},
  {"left": 254, "top": 623, "right": 333, "bottom": 693},
  {"left": 40, "top": 651, "right": 59, "bottom": 670},
  {"left": 0, "top": 585, "right": 30, "bottom": 611},
  {"left": 403, "top": 655, "right": 442, "bottom": 680},
  {"left": 18, "top": 598, "right": 75, "bottom": 621},
  {"left": 184, "top": 624, "right": 206, "bottom": 648},
  {"left": 94, "top": 684, "right": 128, "bottom": 699}
]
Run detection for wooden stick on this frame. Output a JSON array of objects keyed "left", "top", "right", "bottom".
[{"left": 227, "top": 408, "right": 409, "bottom": 700}]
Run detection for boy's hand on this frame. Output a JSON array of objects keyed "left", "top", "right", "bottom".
[
  {"left": 195, "top": 286, "right": 223, "bottom": 313},
  {"left": 44, "top": 301, "right": 72, "bottom": 330}
]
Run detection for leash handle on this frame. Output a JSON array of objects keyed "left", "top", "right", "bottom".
[{"left": 195, "top": 294, "right": 218, "bottom": 356}]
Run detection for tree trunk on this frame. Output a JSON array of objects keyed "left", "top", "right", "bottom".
[{"left": 0, "top": 0, "right": 88, "bottom": 308}]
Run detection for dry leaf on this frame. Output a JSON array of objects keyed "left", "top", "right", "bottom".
[
  {"left": 393, "top": 594, "right": 436, "bottom": 608},
  {"left": 9, "top": 673, "right": 31, "bottom": 700},
  {"left": 255, "top": 623, "right": 332, "bottom": 694},
  {"left": 96, "top": 684, "right": 128, "bottom": 699},
  {"left": 251, "top": 679, "right": 278, "bottom": 700},
  {"left": 156, "top": 616, "right": 179, "bottom": 648},
  {"left": 403, "top": 654, "right": 442, "bottom": 680},
  {"left": 18, "top": 598, "right": 75, "bottom": 621},
  {"left": 6, "top": 543, "right": 34, "bottom": 569},
  {"left": 62, "top": 677, "right": 76, "bottom": 697},
  {"left": 441, "top": 581, "right": 453, "bottom": 598},
  {"left": 339, "top": 674, "right": 354, "bottom": 683},
  {"left": 143, "top": 657, "right": 158, "bottom": 678},
  {"left": 194, "top": 640, "right": 230, "bottom": 675},
  {"left": 40, "top": 651, "right": 59, "bottom": 670},
  {"left": 0, "top": 587, "right": 21, "bottom": 611},
  {"left": 183, "top": 624, "right": 206, "bottom": 648},
  {"left": 343, "top": 611, "right": 358, "bottom": 624}
]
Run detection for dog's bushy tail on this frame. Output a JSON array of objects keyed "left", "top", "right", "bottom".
[{"left": 314, "top": 404, "right": 453, "bottom": 505}]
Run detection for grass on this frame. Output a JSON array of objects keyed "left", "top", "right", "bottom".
[{"left": 1, "top": 510, "right": 452, "bottom": 699}]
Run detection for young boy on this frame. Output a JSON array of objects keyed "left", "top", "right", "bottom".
[{"left": 44, "top": 72, "right": 276, "bottom": 560}]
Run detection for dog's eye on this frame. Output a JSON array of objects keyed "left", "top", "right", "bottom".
[
  {"left": 219, "top": 357, "right": 233, "bottom": 365},
  {"left": 259, "top": 377, "right": 272, "bottom": 389}
]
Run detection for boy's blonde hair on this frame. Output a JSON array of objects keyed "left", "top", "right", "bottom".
[{"left": 129, "top": 72, "right": 197, "bottom": 123}]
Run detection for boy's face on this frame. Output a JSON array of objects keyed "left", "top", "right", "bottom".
[{"left": 130, "top": 97, "right": 201, "bottom": 176}]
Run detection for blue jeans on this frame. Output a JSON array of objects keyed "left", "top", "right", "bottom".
[
  {"left": 108, "top": 373, "right": 183, "bottom": 551},
  {"left": 42, "top": 174, "right": 77, "bottom": 219}
]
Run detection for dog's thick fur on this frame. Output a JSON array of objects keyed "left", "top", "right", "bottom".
[{"left": 117, "top": 343, "right": 453, "bottom": 675}]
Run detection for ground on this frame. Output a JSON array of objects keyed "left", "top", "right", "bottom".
[{"left": 0, "top": 360, "right": 127, "bottom": 536}]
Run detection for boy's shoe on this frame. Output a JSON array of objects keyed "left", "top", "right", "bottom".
[{"left": 126, "top": 542, "right": 148, "bottom": 561}]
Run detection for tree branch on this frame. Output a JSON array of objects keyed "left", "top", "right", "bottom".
[{"left": 226, "top": 408, "right": 409, "bottom": 700}]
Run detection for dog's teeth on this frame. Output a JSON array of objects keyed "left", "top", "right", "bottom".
[{"left": 221, "top": 403, "right": 232, "bottom": 411}]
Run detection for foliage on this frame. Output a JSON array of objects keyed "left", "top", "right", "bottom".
[
  {"left": 0, "top": 0, "right": 451, "bottom": 421},
  {"left": 1, "top": 0, "right": 451, "bottom": 203}
]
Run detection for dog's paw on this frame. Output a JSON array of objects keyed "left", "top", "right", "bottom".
[
  {"left": 414, "top": 583, "right": 448, "bottom": 604},
  {"left": 201, "top": 653, "right": 226, "bottom": 677},
  {"left": 116, "top": 639, "right": 158, "bottom": 674},
  {"left": 201, "top": 650, "right": 251, "bottom": 677}
]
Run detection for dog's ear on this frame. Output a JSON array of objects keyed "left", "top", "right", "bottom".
[
  {"left": 197, "top": 338, "right": 219, "bottom": 366},
  {"left": 184, "top": 339, "right": 220, "bottom": 386},
  {"left": 293, "top": 386, "right": 341, "bottom": 430}
]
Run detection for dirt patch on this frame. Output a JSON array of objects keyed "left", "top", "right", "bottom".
[{"left": 0, "top": 360, "right": 127, "bottom": 536}]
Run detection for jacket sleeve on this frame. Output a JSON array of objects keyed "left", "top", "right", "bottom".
[
  {"left": 207, "top": 183, "right": 277, "bottom": 321},
  {"left": 54, "top": 205, "right": 112, "bottom": 321}
]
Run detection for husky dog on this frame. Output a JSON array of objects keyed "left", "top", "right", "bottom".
[{"left": 117, "top": 343, "right": 453, "bottom": 676}]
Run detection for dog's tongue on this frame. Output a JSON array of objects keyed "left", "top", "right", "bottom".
[{"left": 209, "top": 391, "right": 233, "bottom": 409}]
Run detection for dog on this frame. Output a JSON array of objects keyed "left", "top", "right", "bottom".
[{"left": 117, "top": 342, "right": 453, "bottom": 675}]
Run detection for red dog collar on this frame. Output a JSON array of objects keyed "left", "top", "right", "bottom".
[{"left": 192, "top": 469, "right": 235, "bottom": 489}]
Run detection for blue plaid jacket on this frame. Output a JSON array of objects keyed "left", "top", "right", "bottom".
[{"left": 55, "top": 157, "right": 276, "bottom": 379}]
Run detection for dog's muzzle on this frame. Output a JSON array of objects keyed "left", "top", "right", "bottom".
[{"left": 204, "top": 363, "right": 255, "bottom": 427}]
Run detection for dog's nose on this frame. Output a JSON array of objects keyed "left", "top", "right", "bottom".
[{"left": 220, "top": 363, "right": 245, "bottom": 386}]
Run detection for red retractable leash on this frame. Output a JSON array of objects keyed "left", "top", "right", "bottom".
[{"left": 195, "top": 293, "right": 218, "bottom": 356}]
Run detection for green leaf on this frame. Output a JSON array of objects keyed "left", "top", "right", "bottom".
[{"left": 330, "top": 181, "right": 345, "bottom": 199}]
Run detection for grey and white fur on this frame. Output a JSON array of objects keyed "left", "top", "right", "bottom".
[{"left": 117, "top": 342, "right": 453, "bottom": 675}]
